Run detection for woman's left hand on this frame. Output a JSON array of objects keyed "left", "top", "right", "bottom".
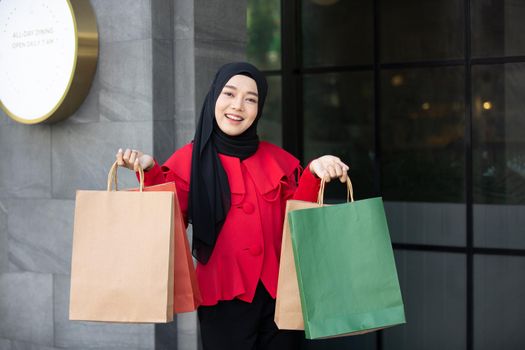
[{"left": 309, "top": 155, "right": 350, "bottom": 183}]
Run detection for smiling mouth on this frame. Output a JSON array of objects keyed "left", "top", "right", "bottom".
[{"left": 225, "top": 114, "right": 244, "bottom": 121}]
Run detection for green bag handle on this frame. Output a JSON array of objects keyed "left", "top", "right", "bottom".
[
  {"left": 317, "top": 177, "right": 354, "bottom": 206},
  {"left": 106, "top": 160, "right": 145, "bottom": 192}
]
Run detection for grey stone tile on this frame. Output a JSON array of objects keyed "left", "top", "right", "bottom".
[
  {"left": 194, "top": 0, "right": 247, "bottom": 43},
  {"left": 90, "top": 0, "right": 151, "bottom": 43},
  {"left": 54, "top": 274, "right": 154, "bottom": 349},
  {"left": 51, "top": 122, "right": 154, "bottom": 199},
  {"left": 153, "top": 121, "right": 175, "bottom": 165},
  {"left": 154, "top": 321, "right": 177, "bottom": 350},
  {"left": 194, "top": 39, "right": 246, "bottom": 109},
  {"left": 0, "top": 125, "right": 51, "bottom": 199},
  {"left": 98, "top": 40, "right": 153, "bottom": 122},
  {"left": 64, "top": 347, "right": 150, "bottom": 350},
  {"left": 8, "top": 199, "right": 74, "bottom": 274},
  {"left": 173, "top": 38, "right": 196, "bottom": 114},
  {"left": 0, "top": 338, "right": 10, "bottom": 350},
  {"left": 172, "top": 38, "right": 197, "bottom": 150},
  {"left": 0, "top": 200, "right": 7, "bottom": 273},
  {"left": 10, "top": 340, "right": 59, "bottom": 350},
  {"left": 176, "top": 312, "right": 199, "bottom": 350},
  {"left": 0, "top": 109, "right": 14, "bottom": 125},
  {"left": 152, "top": 39, "right": 174, "bottom": 122},
  {"left": 151, "top": 0, "right": 173, "bottom": 40},
  {"left": 0, "top": 272, "right": 53, "bottom": 345},
  {"left": 67, "top": 76, "right": 101, "bottom": 124},
  {"left": 174, "top": 0, "right": 194, "bottom": 40},
  {"left": 173, "top": 110, "right": 196, "bottom": 150}
]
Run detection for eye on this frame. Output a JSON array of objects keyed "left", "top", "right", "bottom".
[
  {"left": 223, "top": 91, "right": 234, "bottom": 97},
  {"left": 246, "top": 98, "right": 258, "bottom": 104}
]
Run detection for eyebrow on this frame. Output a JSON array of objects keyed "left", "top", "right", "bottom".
[{"left": 224, "top": 84, "right": 258, "bottom": 97}]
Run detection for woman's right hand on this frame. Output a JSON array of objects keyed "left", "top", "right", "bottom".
[{"left": 116, "top": 148, "right": 155, "bottom": 172}]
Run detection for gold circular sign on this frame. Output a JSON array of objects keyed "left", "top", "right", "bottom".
[{"left": 0, "top": 0, "right": 98, "bottom": 124}]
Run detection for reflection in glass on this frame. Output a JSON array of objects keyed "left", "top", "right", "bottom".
[
  {"left": 247, "top": 0, "right": 281, "bottom": 70},
  {"left": 380, "top": 0, "right": 464, "bottom": 62},
  {"left": 258, "top": 75, "right": 282, "bottom": 146},
  {"left": 303, "top": 71, "right": 374, "bottom": 199},
  {"left": 474, "top": 255, "right": 525, "bottom": 349},
  {"left": 381, "top": 67, "right": 465, "bottom": 202},
  {"left": 383, "top": 251, "right": 467, "bottom": 350},
  {"left": 472, "top": 0, "right": 525, "bottom": 57},
  {"left": 472, "top": 64, "right": 525, "bottom": 248},
  {"left": 472, "top": 64, "right": 525, "bottom": 205},
  {"left": 302, "top": 0, "right": 373, "bottom": 67}
]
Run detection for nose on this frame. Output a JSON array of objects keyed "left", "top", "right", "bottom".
[{"left": 231, "top": 95, "right": 244, "bottom": 111}]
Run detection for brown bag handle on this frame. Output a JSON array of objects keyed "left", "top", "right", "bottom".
[
  {"left": 317, "top": 177, "right": 354, "bottom": 206},
  {"left": 106, "top": 160, "right": 144, "bottom": 192}
]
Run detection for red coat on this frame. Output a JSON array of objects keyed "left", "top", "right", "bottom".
[{"left": 143, "top": 141, "right": 320, "bottom": 306}]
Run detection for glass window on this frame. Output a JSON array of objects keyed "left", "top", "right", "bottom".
[
  {"left": 381, "top": 67, "right": 465, "bottom": 246},
  {"left": 302, "top": 0, "right": 373, "bottom": 67},
  {"left": 472, "top": 0, "right": 525, "bottom": 57},
  {"left": 258, "top": 75, "right": 282, "bottom": 146},
  {"left": 384, "top": 201, "right": 466, "bottom": 246},
  {"left": 380, "top": 0, "right": 464, "bottom": 62},
  {"left": 474, "top": 255, "right": 525, "bottom": 349},
  {"left": 247, "top": 0, "right": 281, "bottom": 70},
  {"left": 303, "top": 71, "right": 375, "bottom": 200},
  {"left": 383, "top": 251, "right": 467, "bottom": 350},
  {"left": 301, "top": 332, "right": 376, "bottom": 349},
  {"left": 381, "top": 67, "right": 465, "bottom": 203},
  {"left": 472, "top": 63, "right": 525, "bottom": 249}
]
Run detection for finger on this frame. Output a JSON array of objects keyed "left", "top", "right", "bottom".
[
  {"left": 123, "top": 148, "right": 132, "bottom": 164},
  {"left": 339, "top": 161, "right": 350, "bottom": 171},
  {"left": 334, "top": 163, "right": 343, "bottom": 177},
  {"left": 133, "top": 159, "right": 139, "bottom": 172},
  {"left": 129, "top": 150, "right": 137, "bottom": 165},
  {"left": 340, "top": 170, "right": 348, "bottom": 183},
  {"left": 312, "top": 163, "right": 323, "bottom": 179},
  {"left": 315, "top": 167, "right": 327, "bottom": 181},
  {"left": 324, "top": 172, "right": 331, "bottom": 182},
  {"left": 327, "top": 165, "right": 337, "bottom": 179},
  {"left": 116, "top": 148, "right": 124, "bottom": 166}
]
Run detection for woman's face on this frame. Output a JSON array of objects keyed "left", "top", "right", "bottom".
[{"left": 215, "top": 74, "right": 259, "bottom": 136}]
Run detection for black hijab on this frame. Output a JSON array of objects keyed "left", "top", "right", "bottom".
[{"left": 189, "top": 62, "right": 268, "bottom": 264}]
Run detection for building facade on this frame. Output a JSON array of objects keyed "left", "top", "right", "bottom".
[{"left": 1, "top": 0, "right": 525, "bottom": 350}]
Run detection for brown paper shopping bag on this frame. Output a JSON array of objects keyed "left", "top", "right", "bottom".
[
  {"left": 69, "top": 162, "right": 175, "bottom": 323},
  {"left": 274, "top": 199, "right": 318, "bottom": 330},
  {"left": 131, "top": 182, "right": 202, "bottom": 313}
]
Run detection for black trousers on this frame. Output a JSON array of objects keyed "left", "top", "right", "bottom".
[{"left": 198, "top": 282, "right": 302, "bottom": 350}]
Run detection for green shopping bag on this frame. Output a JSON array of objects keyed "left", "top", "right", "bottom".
[{"left": 288, "top": 178, "right": 406, "bottom": 339}]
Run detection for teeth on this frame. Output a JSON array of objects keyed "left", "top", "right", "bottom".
[{"left": 226, "top": 114, "right": 243, "bottom": 121}]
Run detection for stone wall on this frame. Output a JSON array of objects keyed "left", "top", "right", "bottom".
[{"left": 0, "top": 0, "right": 246, "bottom": 349}]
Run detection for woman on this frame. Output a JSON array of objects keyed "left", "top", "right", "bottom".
[{"left": 117, "top": 62, "right": 349, "bottom": 349}]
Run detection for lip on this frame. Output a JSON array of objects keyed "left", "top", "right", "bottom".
[{"left": 225, "top": 113, "right": 244, "bottom": 122}]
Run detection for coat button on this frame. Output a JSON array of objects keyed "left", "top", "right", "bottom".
[
  {"left": 242, "top": 202, "right": 255, "bottom": 214},
  {"left": 248, "top": 244, "right": 262, "bottom": 256}
]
